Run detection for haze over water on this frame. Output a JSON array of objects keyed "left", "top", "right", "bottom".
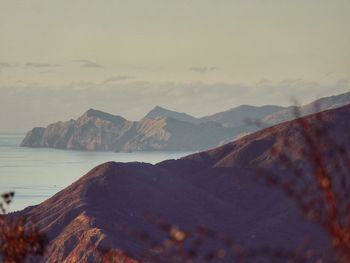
[{"left": 0, "top": 134, "right": 190, "bottom": 212}]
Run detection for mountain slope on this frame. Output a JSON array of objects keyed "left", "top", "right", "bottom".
[
  {"left": 263, "top": 90, "right": 350, "bottom": 125},
  {"left": 123, "top": 117, "right": 234, "bottom": 151},
  {"left": 18, "top": 104, "right": 350, "bottom": 262},
  {"left": 200, "top": 105, "right": 285, "bottom": 128}
]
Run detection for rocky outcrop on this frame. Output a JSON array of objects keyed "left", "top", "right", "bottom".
[
  {"left": 21, "top": 109, "right": 135, "bottom": 151},
  {"left": 18, "top": 104, "right": 350, "bottom": 262},
  {"left": 21, "top": 109, "right": 234, "bottom": 152}
]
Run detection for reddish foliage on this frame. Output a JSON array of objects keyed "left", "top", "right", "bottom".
[{"left": 0, "top": 192, "right": 47, "bottom": 263}]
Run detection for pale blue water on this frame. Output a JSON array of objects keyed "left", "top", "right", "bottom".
[{"left": 0, "top": 134, "right": 190, "bottom": 212}]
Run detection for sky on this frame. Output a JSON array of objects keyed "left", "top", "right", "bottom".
[{"left": 0, "top": 0, "right": 349, "bottom": 132}]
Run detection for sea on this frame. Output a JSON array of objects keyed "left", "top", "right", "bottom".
[{"left": 0, "top": 134, "right": 191, "bottom": 212}]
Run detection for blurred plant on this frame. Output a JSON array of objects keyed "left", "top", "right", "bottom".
[
  {"left": 0, "top": 192, "right": 15, "bottom": 214},
  {"left": 257, "top": 106, "right": 350, "bottom": 262},
  {"left": 100, "top": 214, "right": 318, "bottom": 263},
  {"left": 0, "top": 192, "right": 47, "bottom": 263}
]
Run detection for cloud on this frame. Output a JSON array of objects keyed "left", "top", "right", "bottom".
[
  {"left": 72, "top": 59, "right": 103, "bottom": 68},
  {"left": 39, "top": 70, "right": 56, "bottom": 74},
  {"left": 190, "top": 66, "right": 218, "bottom": 73},
  {"left": 102, "top": 75, "right": 135, "bottom": 84},
  {"left": 0, "top": 62, "right": 13, "bottom": 68},
  {"left": 25, "top": 62, "right": 60, "bottom": 68},
  {"left": 0, "top": 62, "right": 61, "bottom": 69}
]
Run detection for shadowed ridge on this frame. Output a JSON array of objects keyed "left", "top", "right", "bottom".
[{"left": 199, "top": 104, "right": 285, "bottom": 128}]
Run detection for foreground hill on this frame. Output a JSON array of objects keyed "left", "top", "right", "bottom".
[
  {"left": 18, "top": 104, "right": 350, "bottom": 262},
  {"left": 21, "top": 109, "right": 233, "bottom": 152}
]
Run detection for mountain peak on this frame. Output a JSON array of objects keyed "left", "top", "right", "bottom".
[
  {"left": 83, "top": 108, "right": 127, "bottom": 124},
  {"left": 149, "top": 105, "right": 177, "bottom": 115},
  {"left": 144, "top": 106, "right": 199, "bottom": 124},
  {"left": 85, "top": 108, "right": 103, "bottom": 116},
  {"left": 153, "top": 105, "right": 167, "bottom": 111}
]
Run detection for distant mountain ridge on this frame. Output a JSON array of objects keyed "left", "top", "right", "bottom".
[
  {"left": 199, "top": 104, "right": 286, "bottom": 127},
  {"left": 143, "top": 105, "right": 286, "bottom": 127},
  {"left": 21, "top": 91, "right": 350, "bottom": 152},
  {"left": 17, "top": 104, "right": 350, "bottom": 262},
  {"left": 263, "top": 91, "right": 350, "bottom": 125},
  {"left": 21, "top": 109, "right": 234, "bottom": 152}
]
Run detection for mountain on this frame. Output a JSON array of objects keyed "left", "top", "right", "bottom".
[
  {"left": 21, "top": 91, "right": 350, "bottom": 152},
  {"left": 263, "top": 90, "right": 350, "bottom": 125},
  {"left": 21, "top": 109, "right": 233, "bottom": 152},
  {"left": 143, "top": 105, "right": 200, "bottom": 124},
  {"left": 18, "top": 105, "right": 350, "bottom": 262},
  {"left": 21, "top": 109, "right": 136, "bottom": 151},
  {"left": 123, "top": 117, "right": 233, "bottom": 151},
  {"left": 199, "top": 105, "right": 285, "bottom": 128}
]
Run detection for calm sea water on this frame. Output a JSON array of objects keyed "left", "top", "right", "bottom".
[{"left": 0, "top": 134, "right": 191, "bottom": 212}]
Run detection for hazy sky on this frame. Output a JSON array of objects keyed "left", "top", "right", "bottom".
[{"left": 0, "top": 0, "right": 349, "bottom": 132}]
